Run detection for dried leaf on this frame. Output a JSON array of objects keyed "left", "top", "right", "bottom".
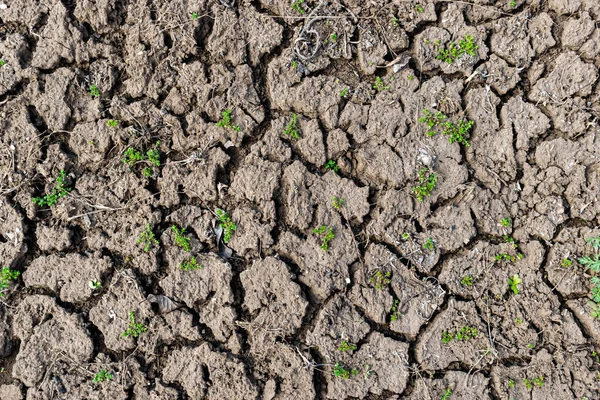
[
  {"left": 147, "top": 294, "right": 182, "bottom": 314},
  {"left": 213, "top": 223, "right": 233, "bottom": 259}
]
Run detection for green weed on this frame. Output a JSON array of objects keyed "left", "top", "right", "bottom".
[
  {"left": 524, "top": 376, "right": 544, "bottom": 389},
  {"left": 369, "top": 270, "right": 391, "bottom": 290},
  {"left": 436, "top": 35, "right": 478, "bottom": 64},
  {"left": 415, "top": 4, "right": 424, "bottom": 12},
  {"left": 373, "top": 76, "right": 389, "bottom": 91},
  {"left": 508, "top": 379, "right": 515, "bottom": 388},
  {"left": 93, "top": 369, "right": 113, "bottom": 383},
  {"left": 0, "top": 268, "right": 19, "bottom": 297},
  {"left": 495, "top": 253, "right": 523, "bottom": 263},
  {"left": 171, "top": 225, "right": 190, "bottom": 252},
  {"left": 442, "top": 325, "right": 478, "bottom": 344},
  {"left": 291, "top": 0, "right": 305, "bottom": 14},
  {"left": 330, "top": 33, "right": 338, "bottom": 42},
  {"left": 423, "top": 238, "right": 435, "bottom": 251},
  {"left": 32, "top": 170, "right": 71, "bottom": 207},
  {"left": 500, "top": 218, "right": 512, "bottom": 227},
  {"left": 0, "top": 60, "right": 6, "bottom": 67},
  {"left": 216, "top": 209, "right": 236, "bottom": 243},
  {"left": 180, "top": 256, "right": 202, "bottom": 271},
  {"left": 217, "top": 109, "right": 241, "bottom": 131},
  {"left": 88, "top": 280, "right": 101, "bottom": 290},
  {"left": 419, "top": 109, "right": 473, "bottom": 146},
  {"left": 121, "top": 311, "right": 147, "bottom": 338},
  {"left": 510, "top": 0, "right": 516, "bottom": 7},
  {"left": 333, "top": 362, "right": 359, "bottom": 379},
  {"left": 401, "top": 232, "right": 410, "bottom": 240},
  {"left": 412, "top": 167, "right": 437, "bottom": 202},
  {"left": 332, "top": 197, "right": 343, "bottom": 210},
  {"left": 137, "top": 224, "right": 159, "bottom": 252},
  {"left": 324, "top": 160, "right": 340, "bottom": 173},
  {"left": 561, "top": 258, "right": 573, "bottom": 267},
  {"left": 284, "top": 114, "right": 301, "bottom": 139},
  {"left": 122, "top": 148, "right": 144, "bottom": 165},
  {"left": 106, "top": 119, "right": 118, "bottom": 127},
  {"left": 391, "top": 17, "right": 399, "bottom": 26},
  {"left": 313, "top": 225, "right": 335, "bottom": 251},
  {"left": 441, "top": 388, "right": 452, "bottom": 400},
  {"left": 89, "top": 84, "right": 100, "bottom": 98},
  {"left": 508, "top": 274, "right": 522, "bottom": 295},
  {"left": 340, "top": 88, "right": 349, "bottom": 97},
  {"left": 338, "top": 341, "right": 357, "bottom": 352},
  {"left": 191, "top": 12, "right": 199, "bottom": 19},
  {"left": 461, "top": 275, "right": 473, "bottom": 286},
  {"left": 390, "top": 299, "right": 402, "bottom": 321}
]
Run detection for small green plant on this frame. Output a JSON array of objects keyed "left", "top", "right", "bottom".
[
  {"left": 415, "top": 4, "right": 424, "bottom": 12},
  {"left": 106, "top": 119, "right": 118, "bottom": 127},
  {"left": 419, "top": 109, "right": 447, "bottom": 135},
  {"left": 508, "top": 379, "right": 515, "bottom": 388},
  {"left": 146, "top": 141, "right": 161, "bottom": 166},
  {"left": 461, "top": 275, "right": 473, "bottom": 286},
  {"left": 441, "top": 331, "right": 454, "bottom": 344},
  {"left": 587, "top": 235, "right": 600, "bottom": 251},
  {"left": 89, "top": 280, "right": 101, "bottom": 290},
  {"left": 419, "top": 109, "right": 473, "bottom": 146},
  {"left": 122, "top": 147, "right": 144, "bottom": 165},
  {"left": 524, "top": 376, "right": 544, "bottom": 389},
  {"left": 423, "top": 237, "right": 435, "bottom": 251},
  {"left": 330, "top": 33, "right": 338, "bottom": 42},
  {"left": 32, "top": 170, "right": 71, "bottom": 207},
  {"left": 0, "top": 268, "right": 20, "bottom": 297},
  {"left": 291, "top": 60, "right": 297, "bottom": 69},
  {"left": 369, "top": 270, "right": 391, "bottom": 290},
  {"left": 284, "top": 113, "right": 301, "bottom": 139},
  {"left": 508, "top": 274, "right": 522, "bottom": 295},
  {"left": 0, "top": 60, "right": 6, "bottom": 67},
  {"left": 500, "top": 218, "right": 512, "bottom": 227},
  {"left": 436, "top": 35, "right": 478, "bottom": 64},
  {"left": 291, "top": 0, "right": 305, "bottom": 14},
  {"left": 515, "top": 318, "right": 522, "bottom": 324},
  {"left": 93, "top": 369, "right": 113, "bottom": 383},
  {"left": 324, "top": 160, "right": 340, "bottom": 173},
  {"left": 407, "top": 75, "right": 414, "bottom": 80},
  {"left": 579, "top": 254, "right": 600, "bottom": 272},
  {"left": 561, "top": 258, "right": 573, "bottom": 267},
  {"left": 510, "top": 0, "right": 516, "bottom": 7},
  {"left": 442, "top": 119, "right": 474, "bottom": 146},
  {"left": 442, "top": 326, "right": 478, "bottom": 344},
  {"left": 121, "top": 311, "right": 147, "bottom": 338},
  {"left": 390, "top": 299, "right": 401, "bottom": 321},
  {"left": 456, "top": 326, "right": 478, "bottom": 340},
  {"left": 412, "top": 167, "right": 437, "bottom": 202},
  {"left": 180, "top": 256, "right": 202, "bottom": 271},
  {"left": 391, "top": 17, "right": 399, "bottom": 26},
  {"left": 333, "top": 362, "right": 359, "bottom": 379},
  {"left": 373, "top": 76, "right": 389, "bottom": 91},
  {"left": 338, "top": 341, "right": 357, "bottom": 352},
  {"left": 339, "top": 88, "right": 348, "bottom": 97},
  {"left": 332, "top": 197, "right": 343, "bottom": 210},
  {"left": 137, "top": 224, "right": 159, "bottom": 252},
  {"left": 171, "top": 225, "right": 191, "bottom": 252},
  {"left": 495, "top": 253, "right": 523, "bottom": 263},
  {"left": 89, "top": 84, "right": 100, "bottom": 98},
  {"left": 191, "top": 12, "right": 199, "bottom": 19},
  {"left": 441, "top": 388, "right": 452, "bottom": 400},
  {"left": 313, "top": 225, "right": 335, "bottom": 251},
  {"left": 401, "top": 232, "right": 410, "bottom": 240},
  {"left": 217, "top": 109, "right": 241, "bottom": 131},
  {"left": 592, "top": 351, "right": 600, "bottom": 363},
  {"left": 216, "top": 209, "right": 236, "bottom": 243}
]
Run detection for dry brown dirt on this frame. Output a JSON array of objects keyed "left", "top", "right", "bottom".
[{"left": 1, "top": 0, "right": 600, "bottom": 399}]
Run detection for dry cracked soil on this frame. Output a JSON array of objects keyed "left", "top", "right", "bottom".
[{"left": 1, "top": 0, "right": 600, "bottom": 399}]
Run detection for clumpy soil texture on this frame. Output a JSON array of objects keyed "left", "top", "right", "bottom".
[{"left": 2, "top": 0, "right": 600, "bottom": 399}]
